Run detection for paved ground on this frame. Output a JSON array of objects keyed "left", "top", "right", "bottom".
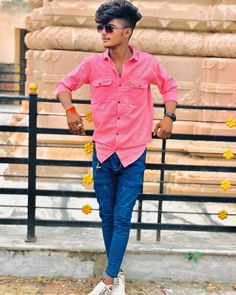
[{"left": 0, "top": 276, "right": 235, "bottom": 295}]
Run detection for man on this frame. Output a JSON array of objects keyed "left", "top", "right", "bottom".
[{"left": 56, "top": 1, "right": 178, "bottom": 294}]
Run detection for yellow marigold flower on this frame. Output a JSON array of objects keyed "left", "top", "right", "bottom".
[
  {"left": 83, "top": 174, "right": 93, "bottom": 186},
  {"left": 84, "top": 142, "right": 94, "bottom": 154},
  {"left": 217, "top": 209, "right": 228, "bottom": 220},
  {"left": 82, "top": 204, "right": 92, "bottom": 215},
  {"left": 220, "top": 180, "right": 231, "bottom": 190},
  {"left": 85, "top": 112, "right": 93, "bottom": 123},
  {"left": 226, "top": 117, "right": 236, "bottom": 128},
  {"left": 223, "top": 149, "right": 234, "bottom": 160}
]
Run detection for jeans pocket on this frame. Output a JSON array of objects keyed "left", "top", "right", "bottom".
[{"left": 96, "top": 161, "right": 102, "bottom": 169}]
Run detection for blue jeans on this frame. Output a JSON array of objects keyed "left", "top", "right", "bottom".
[{"left": 92, "top": 146, "right": 146, "bottom": 278}]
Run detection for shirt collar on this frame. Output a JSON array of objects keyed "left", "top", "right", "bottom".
[{"left": 103, "top": 45, "right": 139, "bottom": 62}]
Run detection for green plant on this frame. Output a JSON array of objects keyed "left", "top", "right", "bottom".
[{"left": 183, "top": 252, "right": 203, "bottom": 263}]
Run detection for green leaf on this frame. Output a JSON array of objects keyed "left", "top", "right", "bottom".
[
  {"left": 183, "top": 252, "right": 192, "bottom": 258},
  {"left": 194, "top": 252, "right": 203, "bottom": 258},
  {"left": 183, "top": 252, "right": 203, "bottom": 263}
]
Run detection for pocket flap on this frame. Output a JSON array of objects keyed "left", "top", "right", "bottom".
[
  {"left": 129, "top": 80, "right": 148, "bottom": 89},
  {"left": 92, "top": 78, "right": 112, "bottom": 87}
]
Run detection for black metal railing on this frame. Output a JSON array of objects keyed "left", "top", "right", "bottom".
[
  {"left": 0, "top": 63, "right": 25, "bottom": 96},
  {"left": 0, "top": 91, "right": 235, "bottom": 242}
]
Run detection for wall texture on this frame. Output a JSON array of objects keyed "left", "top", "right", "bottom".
[{"left": 0, "top": 1, "right": 32, "bottom": 63}]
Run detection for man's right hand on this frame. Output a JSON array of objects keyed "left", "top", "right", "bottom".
[{"left": 66, "top": 110, "right": 85, "bottom": 136}]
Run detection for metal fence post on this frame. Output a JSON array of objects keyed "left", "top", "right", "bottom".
[
  {"left": 156, "top": 139, "right": 166, "bottom": 241},
  {"left": 156, "top": 107, "right": 167, "bottom": 241},
  {"left": 136, "top": 186, "right": 144, "bottom": 241},
  {"left": 25, "top": 83, "right": 38, "bottom": 242}
]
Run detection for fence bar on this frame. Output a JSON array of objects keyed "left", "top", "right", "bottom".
[
  {"left": 136, "top": 185, "right": 144, "bottom": 241},
  {"left": 25, "top": 87, "right": 37, "bottom": 242},
  {"left": 0, "top": 93, "right": 236, "bottom": 241},
  {"left": 156, "top": 139, "right": 167, "bottom": 241}
]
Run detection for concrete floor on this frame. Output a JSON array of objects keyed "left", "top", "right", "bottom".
[{"left": 0, "top": 225, "right": 235, "bottom": 284}]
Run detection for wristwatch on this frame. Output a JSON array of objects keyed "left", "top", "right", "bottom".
[{"left": 164, "top": 112, "right": 176, "bottom": 122}]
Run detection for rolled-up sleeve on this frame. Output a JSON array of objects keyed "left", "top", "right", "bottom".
[
  {"left": 151, "top": 58, "right": 179, "bottom": 104},
  {"left": 55, "top": 57, "right": 90, "bottom": 98}
]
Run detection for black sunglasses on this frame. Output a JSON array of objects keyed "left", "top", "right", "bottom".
[{"left": 96, "top": 24, "right": 129, "bottom": 34}]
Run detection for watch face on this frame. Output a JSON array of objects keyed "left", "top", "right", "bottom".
[{"left": 165, "top": 112, "right": 176, "bottom": 121}]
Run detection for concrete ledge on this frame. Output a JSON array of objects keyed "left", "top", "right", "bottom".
[
  {"left": 124, "top": 251, "right": 236, "bottom": 284},
  {"left": 0, "top": 226, "right": 235, "bottom": 283}
]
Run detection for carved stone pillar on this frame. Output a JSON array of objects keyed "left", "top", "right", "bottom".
[
  {"left": 24, "top": 0, "right": 236, "bottom": 137},
  {"left": 5, "top": 0, "right": 236, "bottom": 203}
]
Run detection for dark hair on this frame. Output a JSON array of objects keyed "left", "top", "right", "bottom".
[{"left": 95, "top": 0, "right": 142, "bottom": 29}]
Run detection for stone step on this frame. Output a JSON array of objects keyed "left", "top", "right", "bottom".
[{"left": 0, "top": 226, "right": 235, "bottom": 284}]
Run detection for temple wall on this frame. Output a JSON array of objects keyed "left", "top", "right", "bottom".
[
  {"left": 4, "top": 0, "right": 236, "bottom": 220},
  {"left": 24, "top": 0, "right": 236, "bottom": 115},
  {"left": 0, "top": 0, "right": 236, "bottom": 225},
  {"left": 22, "top": 0, "right": 236, "bottom": 153},
  {"left": 0, "top": 2, "right": 32, "bottom": 63}
]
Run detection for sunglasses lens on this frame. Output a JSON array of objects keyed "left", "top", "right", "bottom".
[
  {"left": 97, "top": 25, "right": 103, "bottom": 33},
  {"left": 97, "top": 24, "right": 114, "bottom": 33},
  {"left": 105, "top": 25, "right": 114, "bottom": 33}
]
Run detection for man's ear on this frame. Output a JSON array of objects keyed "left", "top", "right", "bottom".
[{"left": 126, "top": 28, "right": 133, "bottom": 40}]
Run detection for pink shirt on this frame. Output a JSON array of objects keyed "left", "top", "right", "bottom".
[{"left": 56, "top": 45, "right": 178, "bottom": 167}]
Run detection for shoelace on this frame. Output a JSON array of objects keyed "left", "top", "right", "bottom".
[
  {"left": 114, "top": 277, "right": 120, "bottom": 287},
  {"left": 99, "top": 286, "right": 112, "bottom": 295}
]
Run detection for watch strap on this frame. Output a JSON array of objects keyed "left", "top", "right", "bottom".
[{"left": 164, "top": 112, "right": 176, "bottom": 122}]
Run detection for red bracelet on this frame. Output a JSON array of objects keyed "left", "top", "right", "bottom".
[{"left": 66, "top": 106, "right": 76, "bottom": 114}]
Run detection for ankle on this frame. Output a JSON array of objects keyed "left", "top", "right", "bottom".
[{"left": 104, "top": 275, "right": 114, "bottom": 286}]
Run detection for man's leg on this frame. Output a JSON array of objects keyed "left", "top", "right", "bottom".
[
  {"left": 105, "top": 149, "right": 146, "bottom": 277},
  {"left": 92, "top": 148, "right": 117, "bottom": 258}
]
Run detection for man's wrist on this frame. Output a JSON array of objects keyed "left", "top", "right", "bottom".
[
  {"left": 66, "top": 106, "right": 76, "bottom": 114},
  {"left": 164, "top": 112, "right": 176, "bottom": 122}
]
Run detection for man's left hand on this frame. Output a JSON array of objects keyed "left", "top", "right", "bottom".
[{"left": 153, "top": 117, "right": 173, "bottom": 139}]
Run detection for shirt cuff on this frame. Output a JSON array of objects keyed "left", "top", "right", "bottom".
[
  {"left": 162, "top": 90, "right": 179, "bottom": 104},
  {"left": 55, "top": 83, "right": 72, "bottom": 99}
]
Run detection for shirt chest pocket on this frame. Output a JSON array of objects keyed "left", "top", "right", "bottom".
[
  {"left": 125, "top": 80, "right": 148, "bottom": 105},
  {"left": 91, "top": 78, "right": 113, "bottom": 103},
  {"left": 129, "top": 80, "right": 148, "bottom": 90}
]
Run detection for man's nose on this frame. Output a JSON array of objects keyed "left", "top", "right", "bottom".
[{"left": 101, "top": 27, "right": 107, "bottom": 34}]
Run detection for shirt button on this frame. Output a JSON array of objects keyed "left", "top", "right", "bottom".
[
  {"left": 118, "top": 101, "right": 120, "bottom": 103},
  {"left": 118, "top": 117, "right": 120, "bottom": 120},
  {"left": 117, "top": 133, "right": 119, "bottom": 135},
  {"left": 119, "top": 84, "right": 121, "bottom": 86}
]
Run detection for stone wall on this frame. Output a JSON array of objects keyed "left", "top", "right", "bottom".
[
  {"left": 0, "top": 1, "right": 32, "bottom": 64},
  {"left": 24, "top": 0, "right": 236, "bottom": 108},
  {"left": 2, "top": 0, "right": 235, "bottom": 225},
  {"left": 24, "top": 0, "right": 236, "bottom": 135},
  {"left": 21, "top": 0, "right": 236, "bottom": 192}
]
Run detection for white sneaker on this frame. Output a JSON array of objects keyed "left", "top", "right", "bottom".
[
  {"left": 112, "top": 270, "right": 126, "bottom": 295},
  {"left": 88, "top": 280, "right": 113, "bottom": 295}
]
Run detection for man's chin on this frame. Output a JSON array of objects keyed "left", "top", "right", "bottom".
[{"left": 103, "top": 44, "right": 112, "bottom": 48}]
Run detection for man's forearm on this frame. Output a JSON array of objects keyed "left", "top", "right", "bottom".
[
  {"left": 57, "top": 91, "right": 73, "bottom": 111},
  {"left": 165, "top": 100, "right": 177, "bottom": 113}
]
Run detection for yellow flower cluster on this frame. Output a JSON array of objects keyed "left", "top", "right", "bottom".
[
  {"left": 85, "top": 112, "right": 93, "bottom": 123},
  {"left": 84, "top": 142, "right": 94, "bottom": 154},
  {"left": 220, "top": 180, "right": 231, "bottom": 190},
  {"left": 82, "top": 204, "right": 92, "bottom": 215},
  {"left": 219, "top": 126, "right": 234, "bottom": 220},
  {"left": 223, "top": 149, "right": 234, "bottom": 160},
  {"left": 83, "top": 174, "right": 93, "bottom": 186},
  {"left": 217, "top": 210, "right": 228, "bottom": 220},
  {"left": 226, "top": 117, "right": 236, "bottom": 128}
]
